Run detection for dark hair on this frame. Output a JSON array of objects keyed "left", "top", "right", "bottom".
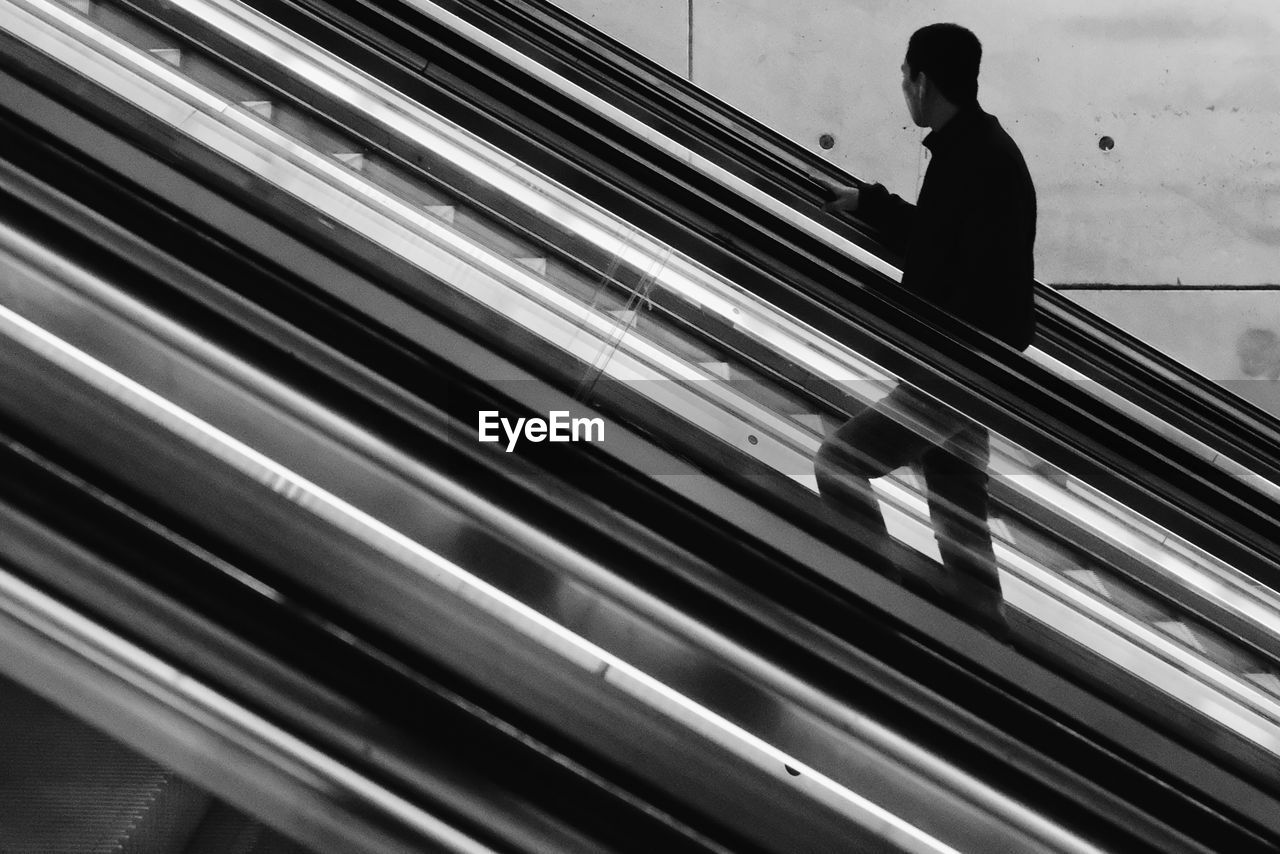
[{"left": 905, "top": 23, "right": 981, "bottom": 105}]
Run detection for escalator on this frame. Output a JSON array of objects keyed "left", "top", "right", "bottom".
[{"left": 1, "top": 0, "right": 1280, "bottom": 850}]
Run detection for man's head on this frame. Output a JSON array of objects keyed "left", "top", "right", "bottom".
[{"left": 901, "top": 24, "right": 981, "bottom": 127}]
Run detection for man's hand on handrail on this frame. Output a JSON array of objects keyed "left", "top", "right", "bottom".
[{"left": 816, "top": 176, "right": 862, "bottom": 215}]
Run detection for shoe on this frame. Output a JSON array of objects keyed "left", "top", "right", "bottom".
[
  {"left": 962, "top": 599, "right": 1013, "bottom": 644},
  {"left": 921, "top": 573, "right": 1013, "bottom": 642}
]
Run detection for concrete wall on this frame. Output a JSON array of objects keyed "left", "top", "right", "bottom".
[
  {"left": 548, "top": 0, "right": 1280, "bottom": 414},
  {"left": 1068, "top": 288, "right": 1280, "bottom": 415}
]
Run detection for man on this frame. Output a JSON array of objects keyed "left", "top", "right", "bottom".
[{"left": 814, "top": 23, "right": 1036, "bottom": 637}]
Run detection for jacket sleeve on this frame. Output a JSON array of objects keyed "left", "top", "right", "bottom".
[{"left": 856, "top": 181, "right": 916, "bottom": 252}]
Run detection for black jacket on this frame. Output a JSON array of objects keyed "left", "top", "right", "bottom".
[{"left": 857, "top": 105, "right": 1037, "bottom": 351}]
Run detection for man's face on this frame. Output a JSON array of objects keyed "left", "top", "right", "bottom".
[{"left": 901, "top": 61, "right": 926, "bottom": 127}]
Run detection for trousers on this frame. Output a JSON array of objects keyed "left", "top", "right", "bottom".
[{"left": 813, "top": 385, "right": 1000, "bottom": 592}]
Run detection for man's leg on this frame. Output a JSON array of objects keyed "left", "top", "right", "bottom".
[
  {"left": 814, "top": 388, "right": 937, "bottom": 539},
  {"left": 918, "top": 423, "right": 1005, "bottom": 621}
]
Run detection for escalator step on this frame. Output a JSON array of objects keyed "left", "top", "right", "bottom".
[
  {"left": 0, "top": 675, "right": 208, "bottom": 853},
  {"left": 271, "top": 105, "right": 362, "bottom": 159},
  {"left": 123, "top": 773, "right": 208, "bottom": 854},
  {"left": 180, "top": 54, "right": 266, "bottom": 104},
  {"left": 1158, "top": 619, "right": 1277, "bottom": 675},
  {"left": 1155, "top": 620, "right": 1207, "bottom": 653},
  {"left": 182, "top": 802, "right": 311, "bottom": 854},
  {"left": 627, "top": 310, "right": 726, "bottom": 365},
  {"left": 724, "top": 369, "right": 815, "bottom": 416},
  {"left": 514, "top": 256, "right": 548, "bottom": 275},
  {"left": 90, "top": 5, "right": 171, "bottom": 54},
  {"left": 360, "top": 157, "right": 455, "bottom": 209},
  {"left": 1064, "top": 569, "right": 1111, "bottom": 598},
  {"left": 149, "top": 47, "right": 181, "bottom": 67},
  {"left": 700, "top": 361, "right": 731, "bottom": 380},
  {"left": 451, "top": 207, "right": 541, "bottom": 260},
  {"left": 241, "top": 100, "right": 275, "bottom": 120},
  {"left": 425, "top": 204, "right": 457, "bottom": 223},
  {"left": 332, "top": 152, "right": 366, "bottom": 171}
]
